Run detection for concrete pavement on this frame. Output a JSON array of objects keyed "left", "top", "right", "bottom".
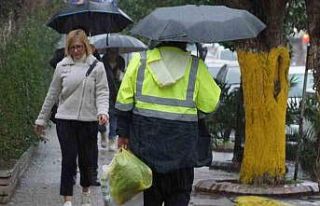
[{"left": 3, "top": 124, "right": 320, "bottom": 206}]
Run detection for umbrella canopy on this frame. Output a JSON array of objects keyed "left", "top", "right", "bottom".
[
  {"left": 131, "top": 5, "right": 266, "bottom": 43},
  {"left": 47, "top": 1, "right": 132, "bottom": 35},
  {"left": 91, "top": 33, "right": 147, "bottom": 53}
]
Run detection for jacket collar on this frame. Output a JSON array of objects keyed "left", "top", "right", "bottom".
[{"left": 60, "top": 54, "right": 96, "bottom": 66}]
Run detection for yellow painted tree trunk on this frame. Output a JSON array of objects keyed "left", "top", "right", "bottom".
[{"left": 238, "top": 47, "right": 290, "bottom": 184}]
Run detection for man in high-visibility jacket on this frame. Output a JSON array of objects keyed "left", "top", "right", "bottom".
[{"left": 116, "top": 41, "right": 221, "bottom": 206}]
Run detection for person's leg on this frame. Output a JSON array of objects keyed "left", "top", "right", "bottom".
[
  {"left": 163, "top": 168, "right": 194, "bottom": 206},
  {"left": 91, "top": 136, "right": 100, "bottom": 186},
  {"left": 143, "top": 171, "right": 164, "bottom": 206},
  {"left": 90, "top": 122, "right": 100, "bottom": 186},
  {"left": 56, "top": 120, "right": 78, "bottom": 204},
  {"left": 108, "top": 113, "right": 117, "bottom": 151},
  {"left": 77, "top": 121, "right": 98, "bottom": 205},
  {"left": 165, "top": 193, "right": 190, "bottom": 206},
  {"left": 98, "top": 124, "right": 107, "bottom": 148}
]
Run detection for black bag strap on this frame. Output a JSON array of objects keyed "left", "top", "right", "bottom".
[
  {"left": 86, "top": 60, "right": 98, "bottom": 77},
  {"left": 64, "top": 59, "right": 99, "bottom": 96}
]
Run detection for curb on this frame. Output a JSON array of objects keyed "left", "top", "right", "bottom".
[
  {"left": 209, "top": 161, "right": 240, "bottom": 172},
  {"left": 0, "top": 145, "right": 36, "bottom": 204},
  {"left": 195, "top": 179, "right": 320, "bottom": 196}
]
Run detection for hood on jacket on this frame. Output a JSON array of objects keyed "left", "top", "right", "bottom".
[{"left": 148, "top": 47, "right": 191, "bottom": 87}]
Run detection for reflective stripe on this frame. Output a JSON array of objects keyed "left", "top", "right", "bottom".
[
  {"left": 135, "top": 52, "right": 198, "bottom": 107},
  {"left": 135, "top": 94, "right": 195, "bottom": 107},
  {"left": 115, "top": 102, "right": 134, "bottom": 111},
  {"left": 133, "top": 108, "right": 198, "bottom": 122},
  {"left": 186, "top": 57, "right": 198, "bottom": 101},
  {"left": 136, "top": 52, "right": 146, "bottom": 97}
]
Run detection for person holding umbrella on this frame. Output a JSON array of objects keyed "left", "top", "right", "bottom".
[
  {"left": 99, "top": 48, "right": 125, "bottom": 150},
  {"left": 48, "top": 33, "right": 103, "bottom": 187},
  {"left": 115, "top": 5, "right": 266, "bottom": 205},
  {"left": 34, "top": 29, "right": 109, "bottom": 206},
  {"left": 116, "top": 39, "right": 221, "bottom": 205}
]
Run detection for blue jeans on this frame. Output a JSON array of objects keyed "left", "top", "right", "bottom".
[
  {"left": 109, "top": 113, "right": 117, "bottom": 139},
  {"left": 98, "top": 113, "right": 117, "bottom": 140}
]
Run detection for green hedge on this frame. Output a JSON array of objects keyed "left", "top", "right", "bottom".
[{"left": 0, "top": 2, "right": 61, "bottom": 161}]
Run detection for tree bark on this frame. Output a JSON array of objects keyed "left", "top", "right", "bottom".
[
  {"left": 215, "top": 0, "right": 290, "bottom": 184},
  {"left": 305, "top": 0, "right": 320, "bottom": 98},
  {"left": 305, "top": 0, "right": 320, "bottom": 185},
  {"left": 238, "top": 48, "right": 289, "bottom": 184}
]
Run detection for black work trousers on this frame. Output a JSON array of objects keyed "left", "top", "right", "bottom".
[
  {"left": 143, "top": 168, "right": 194, "bottom": 206},
  {"left": 56, "top": 119, "right": 98, "bottom": 196}
]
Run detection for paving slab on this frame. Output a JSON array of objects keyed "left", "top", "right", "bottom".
[{"left": 3, "top": 124, "right": 320, "bottom": 206}]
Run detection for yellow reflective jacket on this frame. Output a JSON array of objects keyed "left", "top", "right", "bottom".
[{"left": 116, "top": 46, "right": 221, "bottom": 121}]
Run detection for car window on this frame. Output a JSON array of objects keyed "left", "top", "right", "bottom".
[
  {"left": 220, "top": 50, "right": 237, "bottom": 61},
  {"left": 207, "top": 66, "right": 221, "bottom": 78},
  {"left": 226, "top": 67, "right": 241, "bottom": 84},
  {"left": 288, "top": 73, "right": 314, "bottom": 97}
]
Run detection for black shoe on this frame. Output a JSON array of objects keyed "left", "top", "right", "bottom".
[{"left": 91, "top": 180, "right": 101, "bottom": 186}]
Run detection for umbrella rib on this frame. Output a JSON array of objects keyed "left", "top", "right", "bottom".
[{"left": 157, "top": 21, "right": 187, "bottom": 41}]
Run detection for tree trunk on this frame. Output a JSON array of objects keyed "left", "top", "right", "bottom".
[
  {"left": 238, "top": 47, "right": 290, "bottom": 184},
  {"left": 306, "top": 1, "right": 320, "bottom": 104},
  {"left": 215, "top": 0, "right": 289, "bottom": 184},
  {"left": 305, "top": 0, "right": 320, "bottom": 186}
]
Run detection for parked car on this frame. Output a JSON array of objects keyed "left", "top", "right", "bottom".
[
  {"left": 215, "top": 63, "right": 241, "bottom": 93},
  {"left": 212, "top": 64, "right": 314, "bottom": 140},
  {"left": 206, "top": 61, "right": 238, "bottom": 78},
  {"left": 286, "top": 66, "right": 314, "bottom": 138},
  {"left": 288, "top": 66, "right": 314, "bottom": 98}
]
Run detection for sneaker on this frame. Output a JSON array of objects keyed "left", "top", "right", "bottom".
[
  {"left": 81, "top": 192, "right": 91, "bottom": 206},
  {"left": 63, "top": 201, "right": 72, "bottom": 206},
  {"left": 101, "top": 132, "right": 107, "bottom": 148}
]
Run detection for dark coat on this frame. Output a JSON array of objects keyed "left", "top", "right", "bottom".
[
  {"left": 102, "top": 55, "right": 125, "bottom": 114},
  {"left": 117, "top": 111, "right": 199, "bottom": 173}
]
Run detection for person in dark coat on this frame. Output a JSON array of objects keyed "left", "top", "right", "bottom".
[
  {"left": 116, "top": 41, "right": 221, "bottom": 206},
  {"left": 99, "top": 48, "right": 125, "bottom": 151}
]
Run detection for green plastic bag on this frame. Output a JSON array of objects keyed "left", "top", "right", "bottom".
[{"left": 108, "top": 149, "right": 152, "bottom": 205}]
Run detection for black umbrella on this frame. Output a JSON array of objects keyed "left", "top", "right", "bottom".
[
  {"left": 131, "top": 5, "right": 266, "bottom": 43},
  {"left": 47, "top": 1, "right": 132, "bottom": 35},
  {"left": 92, "top": 33, "right": 147, "bottom": 53}
]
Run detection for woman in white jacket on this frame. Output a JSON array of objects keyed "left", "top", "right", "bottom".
[{"left": 34, "top": 29, "right": 109, "bottom": 206}]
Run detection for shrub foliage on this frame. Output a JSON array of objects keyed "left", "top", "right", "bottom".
[{"left": 0, "top": 1, "right": 60, "bottom": 161}]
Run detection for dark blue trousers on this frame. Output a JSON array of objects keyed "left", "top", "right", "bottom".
[
  {"left": 143, "top": 168, "right": 194, "bottom": 206},
  {"left": 56, "top": 119, "right": 98, "bottom": 196}
]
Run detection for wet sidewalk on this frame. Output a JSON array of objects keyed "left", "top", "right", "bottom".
[{"left": 3, "top": 124, "right": 320, "bottom": 206}]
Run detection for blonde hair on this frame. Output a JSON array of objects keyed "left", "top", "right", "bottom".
[{"left": 65, "top": 29, "right": 92, "bottom": 57}]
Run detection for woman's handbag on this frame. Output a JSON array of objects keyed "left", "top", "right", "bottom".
[{"left": 49, "top": 60, "right": 98, "bottom": 123}]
